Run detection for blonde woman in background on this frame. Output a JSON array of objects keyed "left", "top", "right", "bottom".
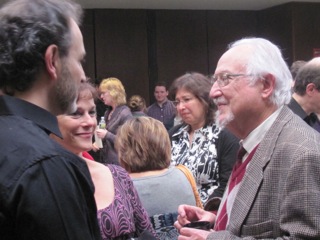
[
  {"left": 128, "top": 95, "right": 147, "bottom": 117},
  {"left": 94, "top": 77, "right": 132, "bottom": 164}
]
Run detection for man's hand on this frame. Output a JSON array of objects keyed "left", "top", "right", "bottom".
[
  {"left": 178, "top": 227, "right": 213, "bottom": 240},
  {"left": 174, "top": 205, "right": 215, "bottom": 231}
]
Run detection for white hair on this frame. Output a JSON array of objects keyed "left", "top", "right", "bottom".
[{"left": 230, "top": 38, "right": 292, "bottom": 107}]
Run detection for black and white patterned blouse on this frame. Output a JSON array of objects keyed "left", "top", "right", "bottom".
[{"left": 170, "top": 123, "right": 238, "bottom": 204}]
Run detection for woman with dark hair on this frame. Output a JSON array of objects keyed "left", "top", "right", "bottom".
[
  {"left": 52, "top": 82, "right": 155, "bottom": 240},
  {"left": 169, "top": 72, "right": 239, "bottom": 210}
]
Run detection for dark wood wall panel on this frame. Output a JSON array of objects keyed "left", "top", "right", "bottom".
[
  {"left": 292, "top": 3, "right": 320, "bottom": 61},
  {"left": 80, "top": 2, "right": 320, "bottom": 104},
  {"left": 155, "top": 10, "right": 209, "bottom": 90},
  {"left": 207, "top": 11, "right": 258, "bottom": 74},
  {"left": 81, "top": 9, "right": 96, "bottom": 81},
  {"left": 257, "top": 4, "right": 293, "bottom": 65},
  {"left": 94, "top": 9, "right": 149, "bottom": 103}
]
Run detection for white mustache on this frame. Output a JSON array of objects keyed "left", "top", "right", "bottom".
[{"left": 213, "top": 97, "right": 228, "bottom": 105}]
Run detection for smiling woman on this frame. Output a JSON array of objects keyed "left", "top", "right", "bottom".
[
  {"left": 55, "top": 84, "right": 97, "bottom": 154},
  {"left": 51, "top": 82, "right": 98, "bottom": 155},
  {"left": 51, "top": 82, "right": 156, "bottom": 239}
]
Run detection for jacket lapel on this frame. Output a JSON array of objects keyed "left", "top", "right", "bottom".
[{"left": 227, "top": 106, "right": 293, "bottom": 235}]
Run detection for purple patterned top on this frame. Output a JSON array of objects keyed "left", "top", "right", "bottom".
[{"left": 97, "top": 164, "right": 155, "bottom": 240}]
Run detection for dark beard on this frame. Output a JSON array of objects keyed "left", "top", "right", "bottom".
[{"left": 54, "top": 62, "right": 78, "bottom": 114}]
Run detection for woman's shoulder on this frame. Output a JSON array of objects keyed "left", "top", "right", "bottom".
[
  {"left": 206, "top": 124, "right": 238, "bottom": 139},
  {"left": 107, "top": 164, "right": 129, "bottom": 176},
  {"left": 116, "top": 105, "right": 133, "bottom": 118},
  {"left": 165, "top": 167, "right": 192, "bottom": 184},
  {"left": 218, "top": 127, "right": 239, "bottom": 143},
  {"left": 117, "top": 104, "right": 131, "bottom": 112},
  {"left": 169, "top": 123, "right": 188, "bottom": 138},
  {"left": 132, "top": 167, "right": 187, "bottom": 184},
  {"left": 106, "top": 165, "right": 135, "bottom": 193}
]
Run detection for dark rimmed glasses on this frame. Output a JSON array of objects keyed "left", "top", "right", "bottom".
[
  {"left": 210, "top": 73, "right": 252, "bottom": 87},
  {"left": 172, "top": 97, "right": 195, "bottom": 107}
]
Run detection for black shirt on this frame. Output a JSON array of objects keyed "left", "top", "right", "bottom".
[
  {"left": 0, "top": 95, "right": 101, "bottom": 240},
  {"left": 288, "top": 97, "right": 320, "bottom": 132}
]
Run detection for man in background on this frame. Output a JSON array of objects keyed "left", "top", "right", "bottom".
[
  {"left": 147, "top": 81, "right": 176, "bottom": 130},
  {"left": 290, "top": 60, "right": 306, "bottom": 87},
  {"left": 288, "top": 57, "right": 320, "bottom": 132},
  {"left": 175, "top": 37, "right": 320, "bottom": 239},
  {"left": 0, "top": 0, "right": 101, "bottom": 239}
]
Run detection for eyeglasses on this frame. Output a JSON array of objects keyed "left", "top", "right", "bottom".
[
  {"left": 173, "top": 97, "right": 194, "bottom": 107},
  {"left": 210, "top": 73, "right": 252, "bottom": 87}
]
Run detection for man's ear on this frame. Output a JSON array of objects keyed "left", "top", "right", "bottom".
[
  {"left": 44, "top": 44, "right": 60, "bottom": 80},
  {"left": 261, "top": 74, "right": 276, "bottom": 99},
  {"left": 306, "top": 83, "right": 317, "bottom": 96}
]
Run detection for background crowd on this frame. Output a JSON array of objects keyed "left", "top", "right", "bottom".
[{"left": 1, "top": 0, "right": 320, "bottom": 240}]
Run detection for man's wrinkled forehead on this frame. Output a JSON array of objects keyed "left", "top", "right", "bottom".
[{"left": 215, "top": 45, "right": 252, "bottom": 73}]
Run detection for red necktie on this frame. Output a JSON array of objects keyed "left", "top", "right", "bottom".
[
  {"left": 214, "top": 147, "right": 246, "bottom": 231},
  {"left": 214, "top": 145, "right": 258, "bottom": 231},
  {"left": 234, "top": 147, "right": 247, "bottom": 170}
]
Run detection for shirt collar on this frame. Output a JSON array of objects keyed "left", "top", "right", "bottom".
[
  {"left": 289, "top": 97, "right": 308, "bottom": 119},
  {"left": 157, "top": 99, "right": 169, "bottom": 107},
  {"left": 241, "top": 106, "right": 283, "bottom": 155},
  {"left": 0, "top": 95, "right": 62, "bottom": 137},
  {"left": 172, "top": 124, "right": 189, "bottom": 137}
]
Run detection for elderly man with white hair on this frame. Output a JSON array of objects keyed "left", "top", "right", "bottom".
[{"left": 174, "top": 37, "right": 320, "bottom": 239}]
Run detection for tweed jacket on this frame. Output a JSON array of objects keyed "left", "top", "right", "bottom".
[{"left": 208, "top": 106, "right": 320, "bottom": 239}]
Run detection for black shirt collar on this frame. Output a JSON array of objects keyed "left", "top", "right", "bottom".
[
  {"left": 0, "top": 95, "right": 62, "bottom": 137},
  {"left": 288, "top": 97, "right": 308, "bottom": 120}
]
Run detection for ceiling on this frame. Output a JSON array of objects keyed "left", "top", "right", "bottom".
[
  {"left": 0, "top": 0, "right": 319, "bottom": 10},
  {"left": 74, "top": 0, "right": 320, "bottom": 10}
]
